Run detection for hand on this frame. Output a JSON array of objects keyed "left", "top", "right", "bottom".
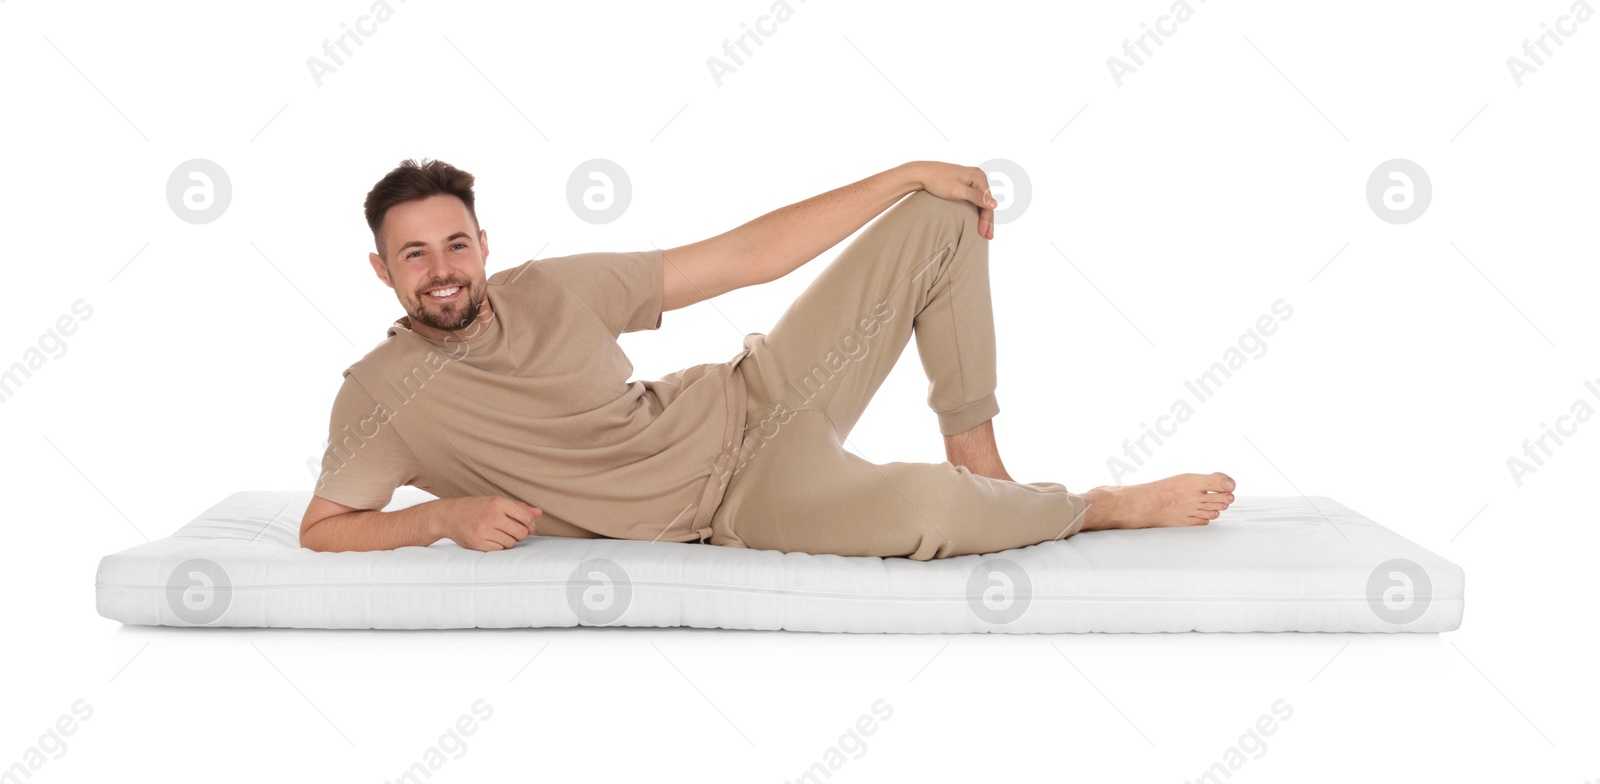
[
  {"left": 912, "top": 161, "right": 997, "bottom": 240},
  {"left": 435, "top": 496, "right": 542, "bottom": 551}
]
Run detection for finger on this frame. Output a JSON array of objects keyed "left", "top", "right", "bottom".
[
  {"left": 969, "top": 182, "right": 996, "bottom": 211},
  {"left": 969, "top": 166, "right": 992, "bottom": 202},
  {"left": 979, "top": 203, "right": 995, "bottom": 240},
  {"left": 498, "top": 515, "right": 531, "bottom": 539},
  {"left": 502, "top": 517, "right": 531, "bottom": 541},
  {"left": 508, "top": 501, "right": 540, "bottom": 531},
  {"left": 487, "top": 528, "right": 517, "bottom": 549},
  {"left": 505, "top": 501, "right": 537, "bottom": 526}
]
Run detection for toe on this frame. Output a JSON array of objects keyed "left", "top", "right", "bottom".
[{"left": 1207, "top": 472, "right": 1236, "bottom": 493}]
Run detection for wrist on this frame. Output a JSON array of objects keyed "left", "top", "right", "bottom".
[
  {"left": 419, "top": 500, "right": 444, "bottom": 540},
  {"left": 897, "top": 161, "right": 928, "bottom": 193}
]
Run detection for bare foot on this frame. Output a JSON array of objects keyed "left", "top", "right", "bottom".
[{"left": 1080, "top": 472, "right": 1236, "bottom": 530}]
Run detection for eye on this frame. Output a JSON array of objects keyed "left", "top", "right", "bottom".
[{"left": 406, "top": 243, "right": 468, "bottom": 259}]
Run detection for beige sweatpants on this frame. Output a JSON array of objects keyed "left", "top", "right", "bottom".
[{"left": 702, "top": 190, "right": 1091, "bottom": 560}]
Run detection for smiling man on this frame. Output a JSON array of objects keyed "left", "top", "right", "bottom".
[{"left": 300, "top": 157, "right": 1236, "bottom": 558}]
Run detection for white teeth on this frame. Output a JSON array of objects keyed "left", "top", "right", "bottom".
[{"left": 427, "top": 286, "right": 460, "bottom": 298}]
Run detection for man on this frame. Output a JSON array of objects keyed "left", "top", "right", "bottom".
[{"left": 301, "top": 158, "right": 1236, "bottom": 560}]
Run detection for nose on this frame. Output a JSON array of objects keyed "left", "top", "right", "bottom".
[{"left": 421, "top": 261, "right": 457, "bottom": 290}]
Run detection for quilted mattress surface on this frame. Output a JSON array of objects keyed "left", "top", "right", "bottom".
[{"left": 95, "top": 488, "right": 1464, "bottom": 633}]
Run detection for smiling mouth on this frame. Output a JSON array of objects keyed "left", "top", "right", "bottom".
[{"left": 423, "top": 285, "right": 464, "bottom": 302}]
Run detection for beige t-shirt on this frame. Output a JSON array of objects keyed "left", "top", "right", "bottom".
[{"left": 314, "top": 248, "right": 750, "bottom": 544}]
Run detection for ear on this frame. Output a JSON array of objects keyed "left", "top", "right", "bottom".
[
  {"left": 368, "top": 252, "right": 394, "bottom": 288},
  {"left": 478, "top": 228, "right": 490, "bottom": 263}
]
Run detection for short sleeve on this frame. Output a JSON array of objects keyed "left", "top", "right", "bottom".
[
  {"left": 313, "top": 374, "right": 422, "bottom": 510},
  {"left": 533, "top": 249, "right": 664, "bottom": 337}
]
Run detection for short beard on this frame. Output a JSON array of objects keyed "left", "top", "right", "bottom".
[{"left": 411, "top": 288, "right": 484, "bottom": 332}]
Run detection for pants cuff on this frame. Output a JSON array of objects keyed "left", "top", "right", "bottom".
[
  {"left": 935, "top": 392, "right": 999, "bottom": 437},
  {"left": 1060, "top": 493, "right": 1092, "bottom": 540}
]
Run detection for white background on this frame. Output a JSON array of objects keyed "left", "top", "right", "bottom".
[{"left": 2, "top": 0, "right": 1597, "bottom": 780}]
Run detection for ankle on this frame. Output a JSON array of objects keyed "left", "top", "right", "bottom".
[{"left": 1081, "top": 486, "right": 1120, "bottom": 530}]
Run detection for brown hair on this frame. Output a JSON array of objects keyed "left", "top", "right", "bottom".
[{"left": 364, "top": 158, "right": 479, "bottom": 260}]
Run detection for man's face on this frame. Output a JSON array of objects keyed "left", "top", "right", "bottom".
[{"left": 368, "top": 194, "right": 491, "bottom": 338}]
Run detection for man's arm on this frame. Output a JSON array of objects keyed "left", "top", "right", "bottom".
[
  {"left": 660, "top": 161, "right": 934, "bottom": 313},
  {"left": 300, "top": 493, "right": 542, "bottom": 552},
  {"left": 300, "top": 494, "right": 440, "bottom": 552}
]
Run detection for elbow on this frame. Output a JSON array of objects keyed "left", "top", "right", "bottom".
[{"left": 299, "top": 516, "right": 342, "bottom": 552}]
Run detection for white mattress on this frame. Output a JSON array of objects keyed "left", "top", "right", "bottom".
[{"left": 95, "top": 488, "right": 1464, "bottom": 633}]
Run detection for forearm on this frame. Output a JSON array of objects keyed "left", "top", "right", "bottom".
[
  {"left": 737, "top": 161, "right": 928, "bottom": 283},
  {"left": 301, "top": 501, "right": 443, "bottom": 552}
]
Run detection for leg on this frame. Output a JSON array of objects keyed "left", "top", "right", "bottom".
[
  {"left": 708, "top": 408, "right": 1242, "bottom": 557},
  {"left": 944, "top": 418, "right": 1013, "bottom": 482},
  {"left": 706, "top": 189, "right": 1239, "bottom": 555},
  {"left": 712, "top": 409, "right": 1090, "bottom": 560},
  {"left": 732, "top": 189, "right": 1000, "bottom": 454}
]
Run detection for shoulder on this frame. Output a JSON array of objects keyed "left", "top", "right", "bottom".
[
  {"left": 341, "top": 323, "right": 427, "bottom": 385},
  {"left": 520, "top": 249, "right": 660, "bottom": 284}
]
